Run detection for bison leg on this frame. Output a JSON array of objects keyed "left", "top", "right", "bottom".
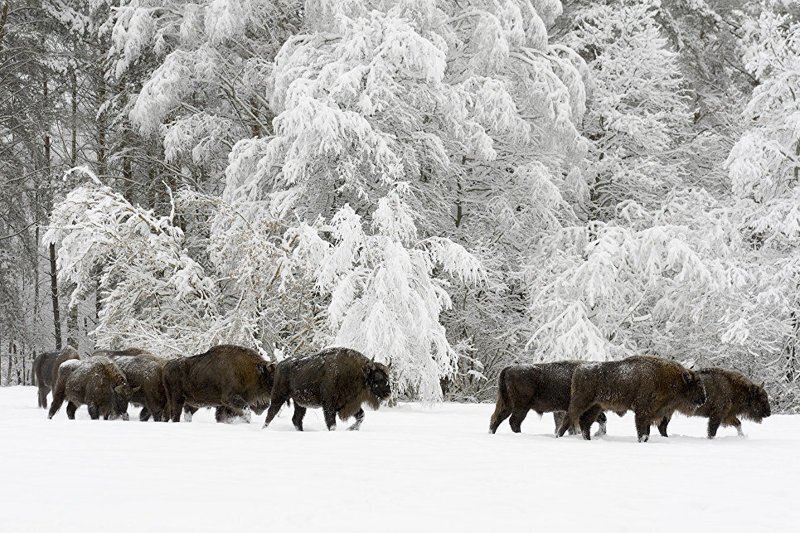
[
  {"left": 707, "top": 416, "right": 722, "bottom": 439},
  {"left": 347, "top": 408, "right": 365, "bottom": 431},
  {"left": 554, "top": 412, "right": 579, "bottom": 436},
  {"left": 556, "top": 411, "right": 574, "bottom": 438},
  {"left": 323, "top": 403, "right": 337, "bottom": 431},
  {"left": 38, "top": 386, "right": 50, "bottom": 409},
  {"left": 579, "top": 406, "right": 603, "bottom": 440},
  {"left": 634, "top": 413, "right": 651, "bottom": 442},
  {"left": 170, "top": 402, "right": 184, "bottom": 422},
  {"left": 729, "top": 417, "right": 744, "bottom": 437},
  {"left": 48, "top": 388, "right": 66, "bottom": 419},
  {"left": 140, "top": 406, "right": 152, "bottom": 422},
  {"left": 183, "top": 404, "right": 198, "bottom": 422},
  {"left": 88, "top": 404, "right": 100, "bottom": 420},
  {"left": 489, "top": 405, "right": 512, "bottom": 434},
  {"left": 291, "top": 405, "right": 307, "bottom": 431},
  {"left": 508, "top": 409, "right": 528, "bottom": 433},
  {"left": 552, "top": 412, "right": 566, "bottom": 434},
  {"left": 594, "top": 412, "right": 608, "bottom": 437},
  {"left": 262, "top": 397, "right": 286, "bottom": 429},
  {"left": 150, "top": 407, "right": 163, "bottom": 422},
  {"left": 66, "top": 402, "right": 78, "bottom": 420},
  {"left": 657, "top": 416, "right": 671, "bottom": 437},
  {"left": 216, "top": 406, "right": 249, "bottom": 423}
]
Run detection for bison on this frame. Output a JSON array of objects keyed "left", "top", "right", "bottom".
[
  {"left": 48, "top": 356, "right": 138, "bottom": 420},
  {"left": 262, "top": 347, "right": 391, "bottom": 431},
  {"left": 556, "top": 355, "right": 707, "bottom": 442},
  {"left": 656, "top": 367, "right": 771, "bottom": 439},
  {"left": 489, "top": 362, "right": 607, "bottom": 436},
  {"left": 112, "top": 353, "right": 170, "bottom": 422},
  {"left": 33, "top": 346, "right": 80, "bottom": 409},
  {"left": 162, "top": 344, "right": 275, "bottom": 423}
]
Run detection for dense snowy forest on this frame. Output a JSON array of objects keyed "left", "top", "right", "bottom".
[{"left": 1, "top": 0, "right": 798, "bottom": 409}]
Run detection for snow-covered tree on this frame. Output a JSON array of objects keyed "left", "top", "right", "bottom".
[
  {"left": 111, "top": 0, "right": 303, "bottom": 196},
  {"left": 43, "top": 174, "right": 228, "bottom": 357},
  {"left": 565, "top": 0, "right": 693, "bottom": 217}
]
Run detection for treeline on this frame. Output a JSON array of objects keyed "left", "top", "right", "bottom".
[{"left": 1, "top": 1, "right": 798, "bottom": 410}]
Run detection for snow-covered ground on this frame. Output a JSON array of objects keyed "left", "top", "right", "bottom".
[{"left": 1, "top": 386, "right": 797, "bottom": 532}]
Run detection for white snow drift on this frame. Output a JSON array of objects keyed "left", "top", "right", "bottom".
[{"left": 1, "top": 386, "right": 797, "bottom": 532}]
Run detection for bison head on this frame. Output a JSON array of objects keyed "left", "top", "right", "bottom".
[
  {"left": 250, "top": 362, "right": 276, "bottom": 415},
  {"left": 681, "top": 371, "right": 706, "bottom": 407},
  {"left": 109, "top": 383, "right": 140, "bottom": 421},
  {"left": 746, "top": 382, "right": 771, "bottom": 422},
  {"left": 259, "top": 362, "right": 276, "bottom": 391},
  {"left": 365, "top": 361, "right": 391, "bottom": 401}
]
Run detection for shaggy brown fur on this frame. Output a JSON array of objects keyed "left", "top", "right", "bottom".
[
  {"left": 489, "top": 362, "right": 607, "bottom": 435},
  {"left": 557, "top": 356, "right": 707, "bottom": 442},
  {"left": 262, "top": 347, "right": 391, "bottom": 431},
  {"left": 113, "top": 353, "right": 169, "bottom": 422},
  {"left": 33, "top": 346, "right": 80, "bottom": 409},
  {"left": 656, "top": 367, "right": 771, "bottom": 439},
  {"left": 48, "top": 356, "right": 137, "bottom": 420},
  {"left": 162, "top": 345, "right": 275, "bottom": 423}
]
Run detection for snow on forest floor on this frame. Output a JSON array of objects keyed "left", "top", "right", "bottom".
[{"left": 1, "top": 386, "right": 798, "bottom": 532}]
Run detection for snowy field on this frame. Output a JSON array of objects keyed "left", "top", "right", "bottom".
[{"left": 1, "top": 386, "right": 798, "bottom": 532}]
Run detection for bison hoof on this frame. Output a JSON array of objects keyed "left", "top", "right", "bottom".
[
  {"left": 121, "top": 413, "right": 130, "bottom": 421},
  {"left": 638, "top": 435, "right": 649, "bottom": 443}
]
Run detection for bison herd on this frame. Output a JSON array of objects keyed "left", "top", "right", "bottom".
[
  {"left": 490, "top": 355, "right": 771, "bottom": 441},
  {"left": 35, "top": 345, "right": 390, "bottom": 430},
  {"left": 33, "top": 345, "right": 770, "bottom": 441}
]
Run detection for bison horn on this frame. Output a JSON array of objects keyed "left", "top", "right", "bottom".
[{"left": 760, "top": 381, "right": 765, "bottom": 389}]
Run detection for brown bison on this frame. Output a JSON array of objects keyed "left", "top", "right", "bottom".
[
  {"left": 557, "top": 356, "right": 707, "bottom": 442},
  {"left": 33, "top": 346, "right": 80, "bottom": 408},
  {"left": 489, "top": 362, "right": 607, "bottom": 436},
  {"left": 162, "top": 344, "right": 275, "bottom": 423},
  {"left": 48, "top": 356, "right": 138, "bottom": 420},
  {"left": 262, "top": 347, "right": 391, "bottom": 431},
  {"left": 656, "top": 367, "right": 771, "bottom": 439},
  {"left": 112, "top": 354, "right": 169, "bottom": 422}
]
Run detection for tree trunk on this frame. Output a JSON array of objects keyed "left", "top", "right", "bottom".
[
  {"left": 67, "top": 297, "right": 78, "bottom": 349},
  {"left": 250, "top": 96, "right": 262, "bottom": 137},
  {"left": 71, "top": 67, "right": 78, "bottom": 166},
  {"left": 49, "top": 242, "right": 62, "bottom": 350},
  {"left": 43, "top": 78, "right": 62, "bottom": 351},
  {"left": 96, "top": 74, "right": 107, "bottom": 178},
  {"left": 0, "top": 2, "right": 8, "bottom": 55},
  {"left": 6, "top": 341, "right": 13, "bottom": 384}
]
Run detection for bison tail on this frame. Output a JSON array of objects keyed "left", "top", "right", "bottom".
[
  {"left": 162, "top": 373, "right": 174, "bottom": 422},
  {"left": 489, "top": 367, "right": 511, "bottom": 433}
]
